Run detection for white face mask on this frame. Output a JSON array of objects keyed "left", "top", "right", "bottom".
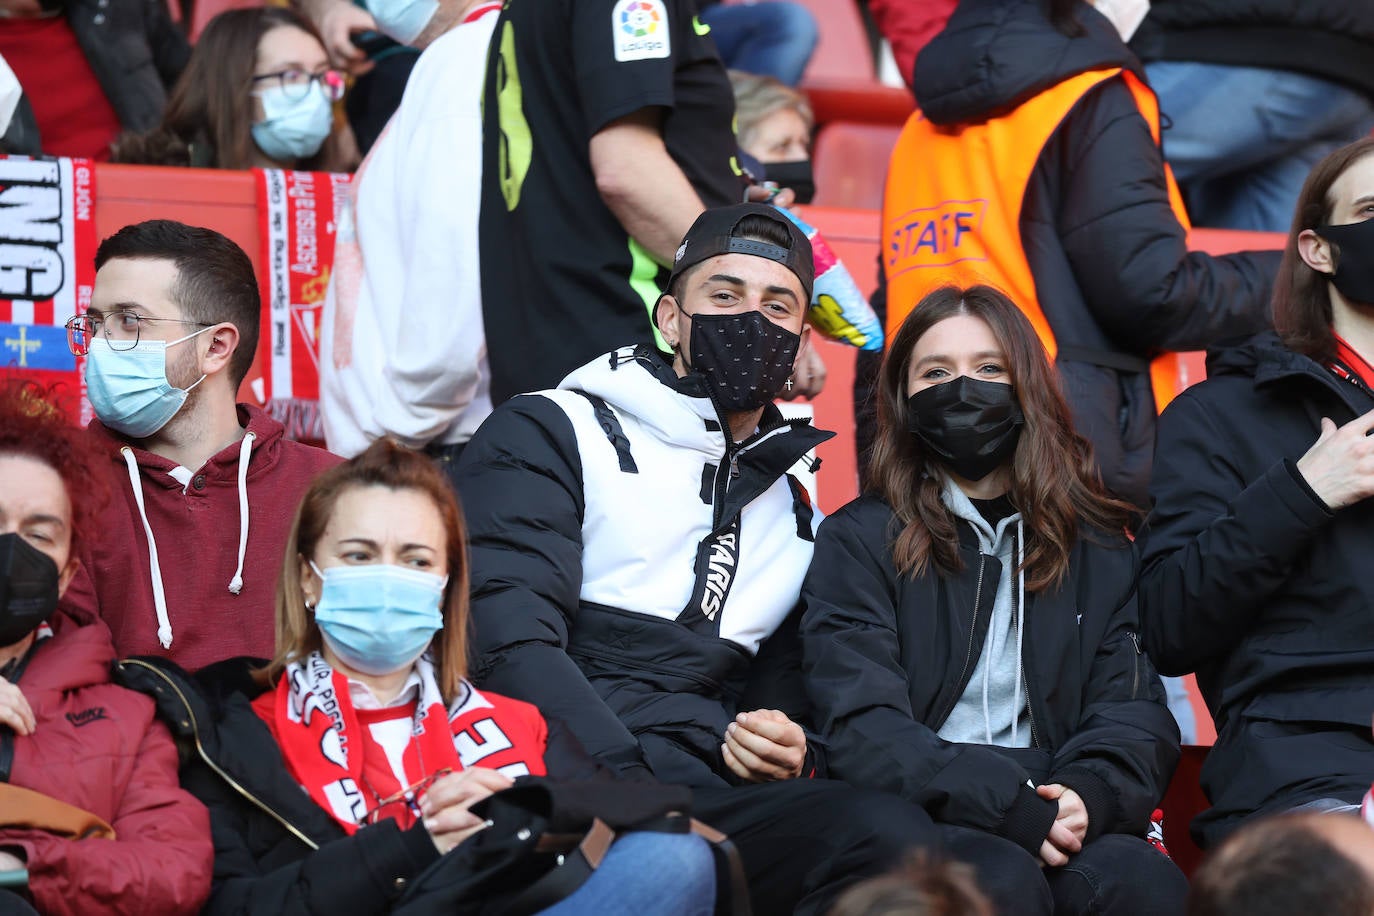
[{"left": 1090, "top": 0, "right": 1150, "bottom": 41}]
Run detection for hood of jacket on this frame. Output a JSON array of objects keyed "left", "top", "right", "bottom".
[
  {"left": 75, "top": 403, "right": 339, "bottom": 660},
  {"left": 914, "top": 0, "right": 1142, "bottom": 125},
  {"left": 21, "top": 609, "right": 118, "bottom": 700},
  {"left": 86, "top": 403, "right": 288, "bottom": 487},
  {"left": 558, "top": 345, "right": 833, "bottom": 460},
  {"left": 1203, "top": 330, "right": 1366, "bottom": 404}
]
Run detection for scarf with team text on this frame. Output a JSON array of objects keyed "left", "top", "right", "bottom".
[
  {"left": 254, "top": 168, "right": 350, "bottom": 441},
  {"left": 0, "top": 157, "right": 97, "bottom": 420},
  {"left": 260, "top": 651, "right": 548, "bottom": 833}
]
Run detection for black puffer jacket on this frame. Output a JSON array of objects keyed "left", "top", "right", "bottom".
[
  {"left": 801, "top": 497, "right": 1179, "bottom": 855},
  {"left": 66, "top": 0, "right": 189, "bottom": 134},
  {"left": 1132, "top": 0, "right": 1374, "bottom": 98},
  {"left": 456, "top": 347, "right": 831, "bottom": 788},
  {"left": 911, "top": 0, "right": 1278, "bottom": 506},
  {"left": 115, "top": 656, "right": 609, "bottom": 915},
  {"left": 1139, "top": 332, "right": 1374, "bottom": 848}
]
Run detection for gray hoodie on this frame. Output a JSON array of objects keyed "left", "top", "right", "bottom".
[{"left": 935, "top": 477, "right": 1032, "bottom": 748}]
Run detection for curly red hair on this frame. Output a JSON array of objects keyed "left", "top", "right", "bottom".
[{"left": 0, "top": 377, "right": 107, "bottom": 551}]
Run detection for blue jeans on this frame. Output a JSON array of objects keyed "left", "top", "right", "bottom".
[
  {"left": 539, "top": 831, "right": 716, "bottom": 916},
  {"left": 699, "top": 2, "right": 819, "bottom": 86},
  {"left": 1147, "top": 62, "right": 1374, "bottom": 231}
]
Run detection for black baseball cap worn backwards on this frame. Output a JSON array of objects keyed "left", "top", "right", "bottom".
[{"left": 665, "top": 202, "right": 815, "bottom": 305}]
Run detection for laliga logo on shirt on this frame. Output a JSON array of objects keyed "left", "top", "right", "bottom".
[
  {"left": 614, "top": 0, "right": 670, "bottom": 61},
  {"left": 884, "top": 199, "right": 989, "bottom": 279}
]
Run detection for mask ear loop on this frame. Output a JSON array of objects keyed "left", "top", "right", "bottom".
[{"left": 661, "top": 294, "right": 695, "bottom": 371}]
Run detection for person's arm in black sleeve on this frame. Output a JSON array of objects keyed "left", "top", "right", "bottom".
[
  {"left": 800, "top": 503, "right": 1056, "bottom": 853},
  {"left": 141, "top": 0, "right": 191, "bottom": 88},
  {"left": 187, "top": 765, "right": 439, "bottom": 916},
  {"left": 1048, "top": 544, "right": 1180, "bottom": 842},
  {"left": 574, "top": 0, "right": 707, "bottom": 264},
  {"left": 1138, "top": 390, "right": 1333, "bottom": 675},
  {"left": 455, "top": 396, "right": 655, "bottom": 781},
  {"left": 541, "top": 715, "right": 625, "bottom": 783},
  {"left": 1054, "top": 78, "right": 1280, "bottom": 353}
]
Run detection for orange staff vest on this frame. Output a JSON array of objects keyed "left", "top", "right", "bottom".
[{"left": 882, "top": 68, "right": 1191, "bottom": 410}]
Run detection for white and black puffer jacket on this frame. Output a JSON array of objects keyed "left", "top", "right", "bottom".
[{"left": 456, "top": 345, "right": 834, "bottom": 787}]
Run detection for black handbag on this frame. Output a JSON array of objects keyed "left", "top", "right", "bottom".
[{"left": 392, "top": 778, "right": 751, "bottom": 916}]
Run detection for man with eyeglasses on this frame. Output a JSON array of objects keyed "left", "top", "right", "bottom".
[{"left": 60, "top": 219, "right": 339, "bottom": 671}]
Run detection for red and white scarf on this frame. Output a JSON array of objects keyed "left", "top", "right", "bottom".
[
  {"left": 254, "top": 168, "right": 351, "bottom": 441},
  {"left": 260, "top": 651, "right": 547, "bottom": 833}
]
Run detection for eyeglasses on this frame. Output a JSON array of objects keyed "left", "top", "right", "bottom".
[
  {"left": 65, "top": 313, "right": 212, "bottom": 356},
  {"left": 251, "top": 67, "right": 346, "bottom": 103},
  {"left": 360, "top": 768, "right": 453, "bottom": 826}
]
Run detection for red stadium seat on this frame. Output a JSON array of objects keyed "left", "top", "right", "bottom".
[
  {"left": 811, "top": 121, "right": 902, "bottom": 210},
  {"left": 791, "top": 0, "right": 874, "bottom": 83},
  {"left": 794, "top": 0, "right": 915, "bottom": 127},
  {"left": 1160, "top": 745, "right": 1211, "bottom": 879},
  {"left": 188, "top": 0, "right": 265, "bottom": 41}
]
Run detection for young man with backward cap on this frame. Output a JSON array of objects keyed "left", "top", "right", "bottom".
[{"left": 454, "top": 202, "right": 942, "bottom": 915}]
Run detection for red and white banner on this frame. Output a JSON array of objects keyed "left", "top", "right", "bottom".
[
  {"left": 0, "top": 157, "right": 97, "bottom": 421},
  {"left": 256, "top": 168, "right": 350, "bottom": 441}
]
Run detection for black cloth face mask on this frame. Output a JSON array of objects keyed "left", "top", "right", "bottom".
[
  {"left": 1315, "top": 217, "right": 1374, "bottom": 306},
  {"left": 681, "top": 305, "right": 801, "bottom": 412},
  {"left": 763, "top": 160, "right": 815, "bottom": 205},
  {"left": 907, "top": 376, "right": 1024, "bottom": 481},
  {"left": 0, "top": 532, "right": 60, "bottom": 647}
]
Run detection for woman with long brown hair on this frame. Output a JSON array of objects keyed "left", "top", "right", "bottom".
[
  {"left": 801, "top": 285, "right": 1184, "bottom": 915},
  {"left": 1139, "top": 138, "right": 1374, "bottom": 849},
  {"left": 112, "top": 6, "right": 353, "bottom": 171}
]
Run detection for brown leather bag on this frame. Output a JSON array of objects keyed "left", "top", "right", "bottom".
[{"left": 0, "top": 783, "right": 116, "bottom": 840}]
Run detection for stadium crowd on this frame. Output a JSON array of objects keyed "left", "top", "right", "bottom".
[{"left": 0, "top": 0, "right": 1373, "bottom": 913}]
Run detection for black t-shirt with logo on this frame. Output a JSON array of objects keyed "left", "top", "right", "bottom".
[{"left": 479, "top": 0, "right": 741, "bottom": 404}]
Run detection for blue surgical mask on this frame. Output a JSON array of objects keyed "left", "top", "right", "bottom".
[
  {"left": 251, "top": 83, "right": 332, "bottom": 162},
  {"left": 363, "top": 0, "right": 439, "bottom": 46},
  {"left": 85, "top": 330, "right": 211, "bottom": 439},
  {"left": 310, "top": 562, "right": 446, "bottom": 676}
]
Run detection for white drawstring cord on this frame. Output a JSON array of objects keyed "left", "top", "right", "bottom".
[
  {"left": 121, "top": 447, "right": 173, "bottom": 649},
  {"left": 227, "top": 432, "right": 255, "bottom": 595}
]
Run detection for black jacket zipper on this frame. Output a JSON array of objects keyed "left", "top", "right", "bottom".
[{"left": 935, "top": 554, "right": 989, "bottom": 728}]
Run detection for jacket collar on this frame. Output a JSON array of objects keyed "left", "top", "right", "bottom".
[
  {"left": 561, "top": 344, "right": 834, "bottom": 467},
  {"left": 87, "top": 403, "right": 285, "bottom": 487},
  {"left": 1238, "top": 332, "right": 1374, "bottom": 417}
]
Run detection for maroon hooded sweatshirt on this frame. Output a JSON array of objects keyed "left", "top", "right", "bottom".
[
  {"left": 59, "top": 404, "right": 341, "bottom": 671},
  {"left": 0, "top": 609, "right": 213, "bottom": 915}
]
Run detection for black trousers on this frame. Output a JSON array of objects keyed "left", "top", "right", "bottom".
[
  {"left": 944, "top": 826, "right": 1189, "bottom": 916},
  {"left": 691, "top": 780, "right": 941, "bottom": 916}
]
